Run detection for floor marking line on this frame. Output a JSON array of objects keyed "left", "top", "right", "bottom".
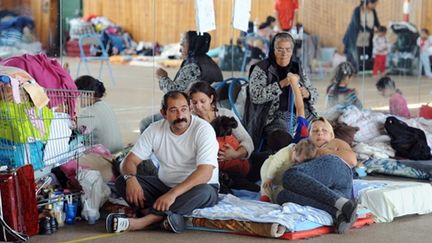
[{"left": 60, "top": 233, "right": 123, "bottom": 243}]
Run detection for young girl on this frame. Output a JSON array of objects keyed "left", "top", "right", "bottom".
[
  {"left": 376, "top": 76, "right": 410, "bottom": 118},
  {"left": 417, "top": 28, "right": 432, "bottom": 79},
  {"left": 210, "top": 115, "right": 250, "bottom": 177},
  {"left": 326, "top": 62, "right": 363, "bottom": 109},
  {"left": 372, "top": 26, "right": 389, "bottom": 76}
]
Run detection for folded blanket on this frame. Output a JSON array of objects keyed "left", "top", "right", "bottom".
[
  {"left": 189, "top": 218, "right": 286, "bottom": 238},
  {"left": 187, "top": 194, "right": 332, "bottom": 231}
]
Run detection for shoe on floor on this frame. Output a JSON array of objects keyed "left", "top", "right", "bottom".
[
  {"left": 106, "top": 213, "right": 129, "bottom": 233},
  {"left": 160, "top": 213, "right": 185, "bottom": 233}
]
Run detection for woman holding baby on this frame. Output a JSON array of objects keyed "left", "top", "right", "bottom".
[{"left": 188, "top": 81, "right": 258, "bottom": 192}]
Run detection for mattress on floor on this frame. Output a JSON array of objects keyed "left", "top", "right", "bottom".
[
  {"left": 186, "top": 211, "right": 374, "bottom": 239},
  {"left": 357, "top": 179, "right": 432, "bottom": 222},
  {"left": 185, "top": 193, "right": 372, "bottom": 238}
]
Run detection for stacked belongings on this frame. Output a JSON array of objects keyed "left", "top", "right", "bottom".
[
  {"left": 0, "top": 10, "right": 42, "bottom": 58},
  {"left": 387, "top": 21, "right": 420, "bottom": 76},
  {"left": 0, "top": 65, "right": 52, "bottom": 170}
]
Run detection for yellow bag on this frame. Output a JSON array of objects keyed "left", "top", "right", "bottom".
[{"left": 0, "top": 101, "right": 53, "bottom": 143}]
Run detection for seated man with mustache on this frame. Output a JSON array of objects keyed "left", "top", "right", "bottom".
[{"left": 106, "top": 91, "right": 219, "bottom": 234}]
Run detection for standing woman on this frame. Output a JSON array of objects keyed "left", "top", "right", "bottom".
[
  {"left": 343, "top": 0, "right": 380, "bottom": 72},
  {"left": 76, "top": 75, "right": 123, "bottom": 153},
  {"left": 244, "top": 32, "right": 318, "bottom": 151}
]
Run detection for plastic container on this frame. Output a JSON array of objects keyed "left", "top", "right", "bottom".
[{"left": 65, "top": 202, "right": 78, "bottom": 225}]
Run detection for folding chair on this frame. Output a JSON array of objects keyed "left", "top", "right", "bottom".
[
  {"left": 76, "top": 34, "right": 115, "bottom": 85},
  {"left": 228, "top": 77, "right": 248, "bottom": 120}
]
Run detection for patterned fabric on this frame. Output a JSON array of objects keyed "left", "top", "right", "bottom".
[
  {"left": 363, "top": 158, "right": 430, "bottom": 179},
  {"left": 187, "top": 194, "right": 333, "bottom": 231},
  {"left": 158, "top": 62, "right": 201, "bottom": 93},
  {"left": 248, "top": 65, "right": 282, "bottom": 126},
  {"left": 249, "top": 65, "right": 318, "bottom": 126}
]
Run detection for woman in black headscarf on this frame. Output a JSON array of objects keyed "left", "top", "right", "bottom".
[
  {"left": 243, "top": 32, "right": 318, "bottom": 152},
  {"left": 157, "top": 31, "right": 223, "bottom": 93}
]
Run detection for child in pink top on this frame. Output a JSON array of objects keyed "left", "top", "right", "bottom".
[{"left": 376, "top": 76, "right": 410, "bottom": 118}]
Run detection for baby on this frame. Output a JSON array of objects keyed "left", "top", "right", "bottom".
[
  {"left": 210, "top": 115, "right": 250, "bottom": 177},
  {"left": 260, "top": 138, "right": 318, "bottom": 202}
]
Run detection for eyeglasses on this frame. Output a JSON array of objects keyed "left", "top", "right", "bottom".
[{"left": 275, "top": 48, "right": 293, "bottom": 54}]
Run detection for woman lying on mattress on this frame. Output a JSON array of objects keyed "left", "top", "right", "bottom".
[{"left": 276, "top": 117, "right": 358, "bottom": 234}]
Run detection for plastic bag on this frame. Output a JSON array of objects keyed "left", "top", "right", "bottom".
[{"left": 77, "top": 169, "right": 111, "bottom": 222}]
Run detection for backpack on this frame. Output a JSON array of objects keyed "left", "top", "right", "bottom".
[{"left": 384, "top": 116, "right": 432, "bottom": 160}]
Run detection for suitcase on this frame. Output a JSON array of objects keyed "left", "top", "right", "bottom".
[{"left": 0, "top": 164, "right": 38, "bottom": 241}]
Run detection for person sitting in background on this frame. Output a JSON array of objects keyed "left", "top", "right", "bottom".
[
  {"left": 157, "top": 31, "right": 223, "bottom": 93},
  {"left": 257, "top": 16, "right": 277, "bottom": 43},
  {"left": 260, "top": 138, "right": 317, "bottom": 203},
  {"left": 417, "top": 28, "right": 432, "bottom": 79},
  {"left": 244, "top": 32, "right": 318, "bottom": 153},
  {"left": 376, "top": 76, "right": 410, "bottom": 118},
  {"left": 326, "top": 62, "right": 363, "bottom": 110},
  {"left": 76, "top": 75, "right": 123, "bottom": 153},
  {"left": 140, "top": 31, "right": 223, "bottom": 133},
  {"left": 372, "top": 25, "right": 389, "bottom": 76}
]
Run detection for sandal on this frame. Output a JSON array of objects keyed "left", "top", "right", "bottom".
[
  {"left": 106, "top": 213, "right": 129, "bottom": 233},
  {"left": 160, "top": 213, "right": 185, "bottom": 233}
]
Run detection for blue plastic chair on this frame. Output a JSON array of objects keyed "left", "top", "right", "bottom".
[
  {"left": 228, "top": 77, "right": 248, "bottom": 120},
  {"left": 76, "top": 34, "right": 115, "bottom": 85}
]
